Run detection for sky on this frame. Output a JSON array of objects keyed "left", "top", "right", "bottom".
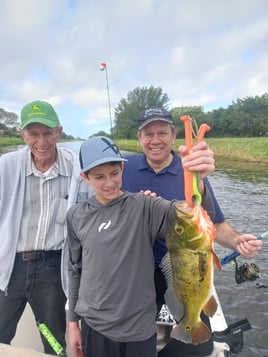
[{"left": 1, "top": 0, "right": 268, "bottom": 138}]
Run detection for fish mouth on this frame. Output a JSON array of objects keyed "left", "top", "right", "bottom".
[{"left": 174, "top": 202, "right": 196, "bottom": 220}]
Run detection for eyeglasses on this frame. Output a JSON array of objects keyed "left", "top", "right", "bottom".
[{"left": 141, "top": 131, "right": 170, "bottom": 140}]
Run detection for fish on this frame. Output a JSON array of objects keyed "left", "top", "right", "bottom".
[{"left": 164, "top": 200, "right": 222, "bottom": 345}]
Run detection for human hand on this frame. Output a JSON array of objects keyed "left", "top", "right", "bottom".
[
  {"left": 179, "top": 141, "right": 215, "bottom": 179},
  {"left": 140, "top": 189, "right": 158, "bottom": 197},
  {"left": 69, "top": 321, "right": 84, "bottom": 357},
  {"left": 235, "top": 234, "right": 263, "bottom": 258}
]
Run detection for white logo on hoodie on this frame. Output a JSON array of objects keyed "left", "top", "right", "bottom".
[{"left": 98, "top": 220, "right": 112, "bottom": 232}]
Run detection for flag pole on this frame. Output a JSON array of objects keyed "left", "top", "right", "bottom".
[{"left": 100, "top": 62, "right": 113, "bottom": 138}]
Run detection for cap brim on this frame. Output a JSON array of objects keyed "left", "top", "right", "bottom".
[
  {"left": 138, "top": 118, "right": 173, "bottom": 130},
  {"left": 21, "top": 117, "right": 59, "bottom": 129},
  {"left": 81, "top": 157, "right": 128, "bottom": 173}
]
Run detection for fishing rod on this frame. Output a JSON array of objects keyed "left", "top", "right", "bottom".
[
  {"left": 221, "top": 231, "right": 268, "bottom": 265},
  {"left": 37, "top": 321, "right": 67, "bottom": 357},
  {"left": 221, "top": 231, "right": 268, "bottom": 287}
]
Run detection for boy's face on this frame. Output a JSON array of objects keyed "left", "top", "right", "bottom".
[{"left": 81, "top": 162, "right": 123, "bottom": 204}]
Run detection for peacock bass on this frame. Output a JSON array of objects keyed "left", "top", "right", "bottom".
[{"left": 164, "top": 115, "right": 221, "bottom": 345}]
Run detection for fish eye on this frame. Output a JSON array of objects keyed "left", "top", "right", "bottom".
[{"left": 175, "top": 223, "right": 183, "bottom": 235}]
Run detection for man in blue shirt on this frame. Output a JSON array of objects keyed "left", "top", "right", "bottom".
[{"left": 122, "top": 108, "right": 262, "bottom": 356}]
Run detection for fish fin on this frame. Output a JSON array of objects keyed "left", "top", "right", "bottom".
[
  {"left": 191, "top": 321, "right": 211, "bottom": 345},
  {"left": 164, "top": 287, "right": 184, "bottom": 323},
  {"left": 171, "top": 320, "right": 211, "bottom": 345},
  {"left": 203, "top": 295, "right": 218, "bottom": 317},
  {"left": 160, "top": 253, "right": 173, "bottom": 287},
  {"left": 213, "top": 250, "right": 222, "bottom": 271}
]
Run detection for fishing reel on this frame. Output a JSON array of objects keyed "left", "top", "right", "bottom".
[{"left": 233, "top": 258, "right": 260, "bottom": 284}]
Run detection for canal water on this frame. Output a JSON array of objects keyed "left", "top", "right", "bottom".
[
  {"left": 1, "top": 143, "right": 268, "bottom": 356},
  {"left": 208, "top": 163, "right": 268, "bottom": 357}
]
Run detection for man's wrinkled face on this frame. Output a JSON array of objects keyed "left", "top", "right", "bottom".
[{"left": 21, "top": 123, "right": 62, "bottom": 161}]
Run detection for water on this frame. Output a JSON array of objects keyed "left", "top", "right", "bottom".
[
  {"left": 208, "top": 165, "right": 268, "bottom": 357},
  {"left": 1, "top": 143, "right": 268, "bottom": 356}
]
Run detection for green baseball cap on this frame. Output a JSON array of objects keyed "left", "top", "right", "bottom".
[{"left": 20, "top": 100, "right": 60, "bottom": 129}]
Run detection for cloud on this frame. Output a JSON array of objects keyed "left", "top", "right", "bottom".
[{"left": 1, "top": 0, "right": 268, "bottom": 138}]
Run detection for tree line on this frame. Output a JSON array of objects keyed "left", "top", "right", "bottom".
[
  {"left": 111, "top": 87, "right": 268, "bottom": 139},
  {"left": 1, "top": 88, "right": 268, "bottom": 139}
]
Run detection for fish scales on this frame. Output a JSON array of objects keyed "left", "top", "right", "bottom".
[{"left": 166, "top": 201, "right": 221, "bottom": 345}]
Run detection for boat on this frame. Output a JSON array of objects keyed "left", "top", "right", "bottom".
[
  {"left": 156, "top": 283, "right": 252, "bottom": 357},
  {"left": 0, "top": 343, "right": 51, "bottom": 357},
  {"left": 7, "top": 290, "right": 229, "bottom": 357},
  {"left": 6, "top": 281, "right": 251, "bottom": 357}
]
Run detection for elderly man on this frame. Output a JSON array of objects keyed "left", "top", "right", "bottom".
[{"left": 0, "top": 100, "right": 92, "bottom": 355}]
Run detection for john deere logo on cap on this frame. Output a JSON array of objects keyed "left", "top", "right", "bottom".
[
  {"left": 32, "top": 104, "right": 41, "bottom": 111},
  {"left": 28, "top": 103, "right": 46, "bottom": 118}
]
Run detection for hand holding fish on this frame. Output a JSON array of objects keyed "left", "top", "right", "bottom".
[
  {"left": 235, "top": 234, "right": 263, "bottom": 258},
  {"left": 179, "top": 141, "right": 215, "bottom": 179}
]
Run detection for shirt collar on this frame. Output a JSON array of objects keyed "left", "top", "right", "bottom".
[{"left": 138, "top": 150, "right": 180, "bottom": 175}]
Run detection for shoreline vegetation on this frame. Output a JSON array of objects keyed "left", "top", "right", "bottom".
[
  {"left": 0, "top": 137, "right": 267, "bottom": 165},
  {"left": 115, "top": 137, "right": 268, "bottom": 165}
]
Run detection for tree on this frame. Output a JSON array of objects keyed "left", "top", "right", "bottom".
[
  {"left": 209, "top": 93, "right": 268, "bottom": 137},
  {"left": 90, "top": 130, "right": 110, "bottom": 138},
  {"left": 170, "top": 106, "right": 207, "bottom": 138},
  {"left": 0, "top": 108, "right": 19, "bottom": 129},
  {"left": 113, "top": 86, "right": 169, "bottom": 139},
  {"left": 61, "top": 132, "right": 75, "bottom": 140}
]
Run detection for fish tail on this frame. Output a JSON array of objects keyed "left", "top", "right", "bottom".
[
  {"left": 191, "top": 321, "right": 211, "bottom": 345},
  {"left": 171, "top": 320, "right": 211, "bottom": 345}
]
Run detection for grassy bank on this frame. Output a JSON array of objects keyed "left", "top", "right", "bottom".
[
  {"left": 1, "top": 137, "right": 267, "bottom": 164},
  {"left": 0, "top": 137, "right": 24, "bottom": 146},
  {"left": 0, "top": 137, "right": 79, "bottom": 146},
  {"left": 115, "top": 137, "right": 268, "bottom": 164}
]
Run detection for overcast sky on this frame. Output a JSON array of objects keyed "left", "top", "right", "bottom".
[{"left": 1, "top": 0, "right": 268, "bottom": 138}]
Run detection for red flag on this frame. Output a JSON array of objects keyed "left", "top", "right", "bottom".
[{"left": 99, "top": 62, "right": 106, "bottom": 71}]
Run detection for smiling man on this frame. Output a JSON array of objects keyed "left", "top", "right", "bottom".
[
  {"left": 0, "top": 100, "right": 92, "bottom": 355},
  {"left": 122, "top": 107, "right": 262, "bottom": 356}
]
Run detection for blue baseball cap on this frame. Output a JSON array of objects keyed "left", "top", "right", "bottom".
[
  {"left": 79, "top": 136, "right": 128, "bottom": 172},
  {"left": 138, "top": 108, "right": 173, "bottom": 130}
]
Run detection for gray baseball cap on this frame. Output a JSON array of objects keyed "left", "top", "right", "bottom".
[{"left": 79, "top": 136, "right": 128, "bottom": 172}]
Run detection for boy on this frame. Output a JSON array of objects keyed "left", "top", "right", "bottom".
[{"left": 66, "top": 136, "right": 214, "bottom": 357}]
